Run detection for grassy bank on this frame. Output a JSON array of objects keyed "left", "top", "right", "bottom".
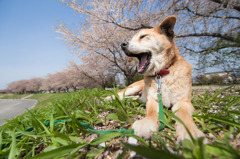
[
  {"left": 29, "top": 93, "right": 74, "bottom": 108},
  {"left": 0, "top": 87, "right": 240, "bottom": 158}
]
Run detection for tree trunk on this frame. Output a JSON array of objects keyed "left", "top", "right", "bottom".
[
  {"left": 73, "top": 87, "right": 77, "bottom": 92},
  {"left": 126, "top": 76, "right": 134, "bottom": 85}
]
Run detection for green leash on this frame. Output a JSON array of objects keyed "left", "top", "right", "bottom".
[
  {"left": 39, "top": 75, "right": 165, "bottom": 134},
  {"left": 44, "top": 120, "right": 134, "bottom": 135},
  {"left": 40, "top": 90, "right": 165, "bottom": 135},
  {"left": 27, "top": 83, "right": 164, "bottom": 135},
  {"left": 42, "top": 89, "right": 165, "bottom": 134},
  {"left": 157, "top": 94, "right": 165, "bottom": 131},
  {"left": 40, "top": 75, "right": 165, "bottom": 134},
  {"left": 19, "top": 91, "right": 165, "bottom": 136}
]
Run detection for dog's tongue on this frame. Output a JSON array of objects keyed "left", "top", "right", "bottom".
[{"left": 138, "top": 54, "right": 148, "bottom": 72}]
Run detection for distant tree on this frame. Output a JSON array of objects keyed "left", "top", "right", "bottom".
[
  {"left": 7, "top": 80, "right": 28, "bottom": 94},
  {"left": 26, "top": 78, "right": 43, "bottom": 93},
  {"left": 64, "top": 69, "right": 79, "bottom": 92},
  {"left": 0, "top": 89, "right": 7, "bottom": 94},
  {"left": 195, "top": 73, "right": 227, "bottom": 85},
  {"left": 6, "top": 82, "right": 17, "bottom": 94},
  {"left": 125, "top": 73, "right": 144, "bottom": 86},
  {"left": 49, "top": 72, "right": 70, "bottom": 93},
  {"left": 210, "top": 75, "right": 225, "bottom": 84},
  {"left": 195, "top": 75, "right": 207, "bottom": 85},
  {"left": 66, "top": 61, "right": 97, "bottom": 90},
  {"left": 41, "top": 77, "right": 53, "bottom": 92}
]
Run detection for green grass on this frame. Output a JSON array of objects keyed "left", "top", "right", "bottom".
[
  {"left": 0, "top": 87, "right": 239, "bottom": 158},
  {"left": 0, "top": 94, "right": 30, "bottom": 99},
  {"left": 29, "top": 93, "right": 74, "bottom": 108}
]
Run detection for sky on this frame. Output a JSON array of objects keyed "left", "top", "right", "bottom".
[{"left": 0, "top": 0, "right": 81, "bottom": 89}]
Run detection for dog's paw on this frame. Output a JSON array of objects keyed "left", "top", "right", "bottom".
[
  {"left": 176, "top": 124, "right": 207, "bottom": 143},
  {"left": 132, "top": 118, "right": 159, "bottom": 139}
]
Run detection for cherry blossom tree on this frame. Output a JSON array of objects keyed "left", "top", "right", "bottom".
[
  {"left": 44, "top": 72, "right": 69, "bottom": 93},
  {"left": 66, "top": 62, "right": 95, "bottom": 90},
  {"left": 58, "top": 0, "right": 239, "bottom": 76},
  {"left": 41, "top": 77, "right": 54, "bottom": 93},
  {"left": 7, "top": 80, "right": 28, "bottom": 94},
  {"left": 81, "top": 53, "right": 119, "bottom": 89},
  {"left": 25, "top": 78, "right": 43, "bottom": 93}
]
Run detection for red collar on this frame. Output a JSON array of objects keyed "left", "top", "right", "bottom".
[{"left": 156, "top": 69, "right": 170, "bottom": 76}]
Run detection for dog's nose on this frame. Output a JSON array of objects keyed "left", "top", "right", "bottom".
[{"left": 121, "top": 42, "right": 128, "bottom": 50}]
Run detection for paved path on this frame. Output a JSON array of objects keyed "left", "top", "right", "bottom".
[
  {"left": 0, "top": 99, "right": 37, "bottom": 126},
  {"left": 21, "top": 94, "right": 33, "bottom": 99}
]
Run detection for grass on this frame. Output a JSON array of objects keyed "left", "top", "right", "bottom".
[
  {"left": 29, "top": 93, "right": 74, "bottom": 108},
  {"left": 0, "top": 94, "right": 30, "bottom": 99},
  {"left": 0, "top": 87, "right": 239, "bottom": 158}
]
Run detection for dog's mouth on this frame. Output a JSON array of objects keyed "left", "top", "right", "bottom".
[
  {"left": 128, "top": 52, "right": 151, "bottom": 73},
  {"left": 137, "top": 53, "right": 151, "bottom": 73}
]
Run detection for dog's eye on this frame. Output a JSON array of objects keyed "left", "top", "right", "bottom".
[{"left": 139, "top": 35, "right": 147, "bottom": 39}]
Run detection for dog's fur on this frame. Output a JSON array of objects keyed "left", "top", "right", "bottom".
[{"left": 112, "top": 16, "right": 205, "bottom": 142}]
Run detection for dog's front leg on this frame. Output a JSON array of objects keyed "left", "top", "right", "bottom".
[
  {"left": 105, "top": 80, "right": 144, "bottom": 100},
  {"left": 172, "top": 99, "right": 205, "bottom": 143},
  {"left": 132, "top": 78, "right": 160, "bottom": 138}
]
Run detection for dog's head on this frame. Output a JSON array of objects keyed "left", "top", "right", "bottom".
[{"left": 121, "top": 16, "right": 178, "bottom": 76}]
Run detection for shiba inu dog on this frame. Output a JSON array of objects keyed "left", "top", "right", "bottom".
[{"left": 116, "top": 15, "right": 205, "bottom": 142}]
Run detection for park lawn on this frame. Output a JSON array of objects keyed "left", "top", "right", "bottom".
[{"left": 0, "top": 87, "right": 239, "bottom": 158}]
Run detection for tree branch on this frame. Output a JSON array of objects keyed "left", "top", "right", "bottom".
[
  {"left": 209, "top": 0, "right": 240, "bottom": 12},
  {"left": 110, "top": 22, "right": 152, "bottom": 31},
  {"left": 81, "top": 71, "right": 101, "bottom": 86},
  {"left": 107, "top": 14, "right": 152, "bottom": 31},
  {"left": 183, "top": 44, "right": 240, "bottom": 54},
  {"left": 183, "top": 6, "right": 240, "bottom": 20},
  {"left": 177, "top": 33, "right": 235, "bottom": 42}
]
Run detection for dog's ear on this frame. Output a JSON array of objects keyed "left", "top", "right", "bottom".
[{"left": 156, "top": 15, "right": 176, "bottom": 38}]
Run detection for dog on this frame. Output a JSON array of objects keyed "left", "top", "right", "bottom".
[{"left": 110, "top": 15, "right": 205, "bottom": 142}]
